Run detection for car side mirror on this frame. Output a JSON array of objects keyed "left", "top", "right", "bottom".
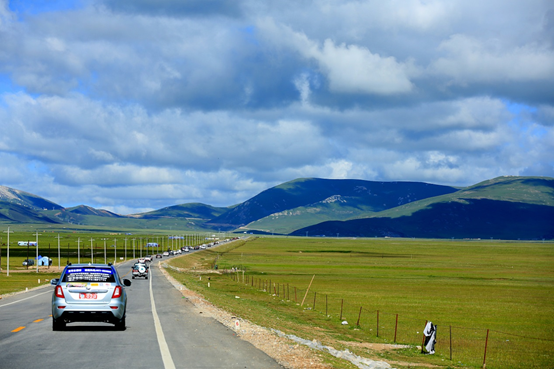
[
  {"left": 123, "top": 279, "right": 131, "bottom": 287},
  {"left": 50, "top": 279, "right": 59, "bottom": 285}
]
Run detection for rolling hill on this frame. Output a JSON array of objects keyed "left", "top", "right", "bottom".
[
  {"left": 0, "top": 176, "right": 552, "bottom": 240},
  {"left": 291, "top": 176, "right": 554, "bottom": 239},
  {"left": 207, "top": 178, "right": 458, "bottom": 230}
]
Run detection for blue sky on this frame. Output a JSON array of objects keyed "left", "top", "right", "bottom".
[{"left": 0, "top": 0, "right": 553, "bottom": 214}]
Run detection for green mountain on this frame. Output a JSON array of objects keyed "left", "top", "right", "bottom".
[
  {"left": 0, "top": 201, "right": 62, "bottom": 224},
  {"left": 207, "top": 178, "right": 458, "bottom": 230},
  {"left": 0, "top": 185, "right": 63, "bottom": 211},
  {"left": 133, "top": 203, "right": 227, "bottom": 220},
  {"left": 1, "top": 176, "right": 552, "bottom": 239},
  {"left": 291, "top": 176, "right": 554, "bottom": 240}
]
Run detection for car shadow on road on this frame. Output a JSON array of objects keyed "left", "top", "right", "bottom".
[{"left": 60, "top": 324, "right": 128, "bottom": 332}]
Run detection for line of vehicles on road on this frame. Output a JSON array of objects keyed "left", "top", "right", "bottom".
[{"left": 49, "top": 238, "right": 240, "bottom": 331}]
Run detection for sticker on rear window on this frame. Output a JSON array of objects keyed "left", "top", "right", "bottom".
[{"left": 63, "top": 268, "right": 116, "bottom": 283}]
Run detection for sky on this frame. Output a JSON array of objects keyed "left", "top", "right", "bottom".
[{"left": 0, "top": 0, "right": 553, "bottom": 214}]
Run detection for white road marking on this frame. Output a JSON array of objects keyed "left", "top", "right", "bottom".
[
  {"left": 0, "top": 290, "right": 51, "bottom": 308},
  {"left": 150, "top": 267, "right": 176, "bottom": 369}
]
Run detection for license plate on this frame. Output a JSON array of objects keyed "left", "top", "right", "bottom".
[{"left": 79, "top": 293, "right": 97, "bottom": 300}]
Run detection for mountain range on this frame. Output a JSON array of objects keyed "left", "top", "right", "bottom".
[{"left": 1, "top": 176, "right": 553, "bottom": 240}]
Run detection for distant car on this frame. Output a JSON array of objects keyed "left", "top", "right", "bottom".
[
  {"left": 175, "top": 249, "right": 182, "bottom": 254},
  {"left": 51, "top": 263, "right": 131, "bottom": 331},
  {"left": 144, "top": 255, "right": 152, "bottom": 262},
  {"left": 22, "top": 259, "right": 34, "bottom": 266},
  {"left": 162, "top": 251, "right": 169, "bottom": 257},
  {"left": 138, "top": 258, "right": 146, "bottom": 264},
  {"left": 155, "top": 254, "right": 162, "bottom": 258},
  {"left": 131, "top": 263, "right": 149, "bottom": 279}
]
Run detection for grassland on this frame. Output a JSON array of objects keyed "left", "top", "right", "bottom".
[
  {"left": 166, "top": 237, "right": 554, "bottom": 369},
  {"left": 0, "top": 227, "right": 211, "bottom": 295}
]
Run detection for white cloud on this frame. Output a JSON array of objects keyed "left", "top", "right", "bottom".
[
  {"left": 310, "top": 39, "right": 416, "bottom": 95},
  {"left": 0, "top": 0, "right": 552, "bottom": 213},
  {"left": 431, "top": 34, "right": 554, "bottom": 83},
  {"left": 258, "top": 19, "right": 416, "bottom": 95}
]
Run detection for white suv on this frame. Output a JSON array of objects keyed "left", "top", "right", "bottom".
[{"left": 51, "top": 263, "right": 131, "bottom": 331}]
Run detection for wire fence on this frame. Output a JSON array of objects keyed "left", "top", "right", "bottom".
[{"left": 224, "top": 271, "right": 553, "bottom": 369}]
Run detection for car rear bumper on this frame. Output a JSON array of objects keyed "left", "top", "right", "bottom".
[{"left": 52, "top": 299, "right": 126, "bottom": 322}]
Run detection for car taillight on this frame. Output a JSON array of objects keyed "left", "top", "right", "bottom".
[
  {"left": 112, "top": 286, "right": 122, "bottom": 298},
  {"left": 55, "top": 286, "right": 65, "bottom": 298}
]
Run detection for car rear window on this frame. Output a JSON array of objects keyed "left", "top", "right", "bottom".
[{"left": 62, "top": 267, "right": 116, "bottom": 283}]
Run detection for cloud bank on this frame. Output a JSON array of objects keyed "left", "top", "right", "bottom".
[{"left": 0, "top": 0, "right": 552, "bottom": 214}]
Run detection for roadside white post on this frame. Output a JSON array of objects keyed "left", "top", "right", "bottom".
[{"left": 114, "top": 238, "right": 117, "bottom": 264}]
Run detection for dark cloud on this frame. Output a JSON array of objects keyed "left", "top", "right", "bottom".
[{"left": 101, "top": 0, "right": 243, "bottom": 18}]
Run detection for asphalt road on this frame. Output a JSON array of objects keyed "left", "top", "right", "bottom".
[{"left": 0, "top": 253, "right": 283, "bottom": 369}]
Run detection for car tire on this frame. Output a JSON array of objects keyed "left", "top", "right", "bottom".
[
  {"left": 114, "top": 316, "right": 126, "bottom": 331},
  {"left": 52, "top": 318, "right": 65, "bottom": 331}
]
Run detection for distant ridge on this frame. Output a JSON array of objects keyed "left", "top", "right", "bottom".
[
  {"left": 0, "top": 185, "right": 63, "bottom": 211},
  {"left": 206, "top": 178, "right": 458, "bottom": 230},
  {"left": 291, "top": 176, "right": 554, "bottom": 240},
  {"left": 1, "top": 176, "right": 553, "bottom": 240}
]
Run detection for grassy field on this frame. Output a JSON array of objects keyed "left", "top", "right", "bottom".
[
  {"left": 0, "top": 228, "right": 211, "bottom": 296},
  {"left": 0, "top": 227, "right": 214, "bottom": 272},
  {"left": 166, "top": 237, "right": 554, "bottom": 369}
]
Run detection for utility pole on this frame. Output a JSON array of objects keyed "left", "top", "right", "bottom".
[
  {"left": 34, "top": 231, "right": 41, "bottom": 273},
  {"left": 56, "top": 234, "right": 62, "bottom": 270},
  {"left": 77, "top": 237, "right": 81, "bottom": 264},
  {"left": 3, "top": 227, "right": 13, "bottom": 276},
  {"left": 90, "top": 237, "right": 95, "bottom": 263}
]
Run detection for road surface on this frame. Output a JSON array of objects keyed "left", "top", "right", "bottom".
[{"left": 0, "top": 255, "right": 283, "bottom": 369}]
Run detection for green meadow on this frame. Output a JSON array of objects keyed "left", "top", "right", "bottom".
[
  {"left": 0, "top": 227, "right": 208, "bottom": 295},
  {"left": 167, "top": 237, "right": 554, "bottom": 369}
]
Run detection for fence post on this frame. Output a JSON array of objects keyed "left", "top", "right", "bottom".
[
  {"left": 421, "top": 320, "right": 428, "bottom": 353},
  {"left": 394, "top": 314, "right": 398, "bottom": 343},
  {"left": 356, "top": 306, "right": 363, "bottom": 326},
  {"left": 376, "top": 310, "right": 379, "bottom": 337},
  {"left": 301, "top": 275, "right": 316, "bottom": 307},
  {"left": 483, "top": 329, "right": 489, "bottom": 369},
  {"left": 450, "top": 326, "right": 452, "bottom": 361}
]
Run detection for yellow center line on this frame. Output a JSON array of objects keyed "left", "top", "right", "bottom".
[
  {"left": 11, "top": 326, "right": 25, "bottom": 333},
  {"left": 33, "top": 319, "right": 44, "bottom": 323}
]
